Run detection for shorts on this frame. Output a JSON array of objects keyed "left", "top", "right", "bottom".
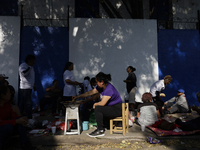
[{"left": 128, "top": 87, "right": 137, "bottom": 104}]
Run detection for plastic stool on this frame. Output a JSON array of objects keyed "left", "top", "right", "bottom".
[{"left": 64, "top": 104, "right": 81, "bottom": 135}]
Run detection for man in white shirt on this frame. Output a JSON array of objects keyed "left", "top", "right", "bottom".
[{"left": 18, "top": 55, "right": 36, "bottom": 119}]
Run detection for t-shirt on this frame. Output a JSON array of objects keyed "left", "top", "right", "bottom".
[
  {"left": 45, "top": 86, "right": 61, "bottom": 98},
  {"left": 126, "top": 72, "right": 137, "bottom": 93},
  {"left": 19, "top": 62, "right": 35, "bottom": 89},
  {"left": 96, "top": 83, "right": 122, "bottom": 106},
  {"left": 63, "top": 70, "right": 76, "bottom": 96},
  {"left": 0, "top": 102, "right": 18, "bottom": 126},
  {"left": 82, "top": 79, "right": 90, "bottom": 93},
  {"left": 150, "top": 79, "right": 165, "bottom": 97},
  {"left": 137, "top": 102, "right": 159, "bottom": 126}
]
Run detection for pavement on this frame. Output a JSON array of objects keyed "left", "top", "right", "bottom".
[
  {"left": 7, "top": 111, "right": 200, "bottom": 150},
  {"left": 29, "top": 112, "right": 200, "bottom": 146}
]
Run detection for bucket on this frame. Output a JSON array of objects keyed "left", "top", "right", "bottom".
[{"left": 82, "top": 121, "right": 89, "bottom": 131}]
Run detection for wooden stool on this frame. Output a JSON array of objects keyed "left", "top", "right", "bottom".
[{"left": 110, "top": 103, "right": 129, "bottom": 136}]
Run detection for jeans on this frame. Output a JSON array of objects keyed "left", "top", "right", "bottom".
[
  {"left": 0, "top": 124, "right": 27, "bottom": 148},
  {"left": 164, "top": 102, "right": 188, "bottom": 113},
  {"left": 19, "top": 89, "right": 32, "bottom": 119}
]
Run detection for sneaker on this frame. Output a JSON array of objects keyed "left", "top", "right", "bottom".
[{"left": 87, "top": 129, "right": 105, "bottom": 137}]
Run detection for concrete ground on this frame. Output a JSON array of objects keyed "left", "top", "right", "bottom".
[
  {"left": 35, "top": 112, "right": 200, "bottom": 149},
  {"left": 7, "top": 111, "right": 200, "bottom": 150}
]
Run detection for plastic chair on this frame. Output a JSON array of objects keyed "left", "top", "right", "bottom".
[{"left": 110, "top": 103, "right": 129, "bottom": 136}]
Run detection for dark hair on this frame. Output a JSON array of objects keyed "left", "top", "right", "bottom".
[
  {"left": 164, "top": 75, "right": 172, "bottom": 81},
  {"left": 142, "top": 92, "right": 152, "bottom": 103},
  {"left": 84, "top": 76, "right": 90, "bottom": 81},
  {"left": 8, "top": 85, "right": 15, "bottom": 103},
  {"left": 128, "top": 66, "right": 136, "bottom": 72},
  {"left": 63, "top": 62, "right": 73, "bottom": 73},
  {"left": 0, "top": 85, "right": 8, "bottom": 99},
  {"left": 25, "top": 55, "right": 35, "bottom": 63},
  {"left": 96, "top": 72, "right": 111, "bottom": 84},
  {"left": 90, "top": 77, "right": 96, "bottom": 84},
  {"left": 52, "top": 79, "right": 59, "bottom": 84}
]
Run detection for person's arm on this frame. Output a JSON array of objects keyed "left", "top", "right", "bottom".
[
  {"left": 156, "top": 110, "right": 161, "bottom": 120},
  {"left": 19, "top": 64, "right": 32, "bottom": 77},
  {"left": 136, "top": 111, "right": 140, "bottom": 118},
  {"left": 191, "top": 106, "right": 200, "bottom": 115},
  {"left": 16, "top": 116, "right": 28, "bottom": 126},
  {"left": 93, "top": 95, "right": 111, "bottom": 108},
  {"left": 45, "top": 86, "right": 60, "bottom": 93},
  {"left": 82, "top": 93, "right": 100, "bottom": 104},
  {"left": 123, "top": 80, "right": 131, "bottom": 83},
  {"left": 65, "top": 79, "right": 80, "bottom": 85},
  {"left": 45, "top": 86, "right": 52, "bottom": 92},
  {"left": 72, "top": 88, "right": 98, "bottom": 101},
  {"left": 164, "top": 97, "right": 176, "bottom": 105}
]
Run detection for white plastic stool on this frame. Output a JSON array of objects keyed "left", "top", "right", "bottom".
[{"left": 64, "top": 103, "right": 81, "bottom": 135}]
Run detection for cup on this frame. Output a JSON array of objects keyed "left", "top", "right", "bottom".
[
  {"left": 51, "top": 126, "right": 56, "bottom": 134},
  {"left": 141, "top": 125, "right": 145, "bottom": 132},
  {"left": 82, "top": 121, "right": 89, "bottom": 131}
]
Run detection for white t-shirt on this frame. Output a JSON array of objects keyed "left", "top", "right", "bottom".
[
  {"left": 150, "top": 79, "right": 165, "bottom": 97},
  {"left": 19, "top": 62, "right": 35, "bottom": 89},
  {"left": 82, "top": 79, "right": 90, "bottom": 93},
  {"left": 63, "top": 70, "right": 76, "bottom": 96}
]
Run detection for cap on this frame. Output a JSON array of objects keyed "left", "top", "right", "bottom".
[
  {"left": 178, "top": 89, "right": 185, "bottom": 94},
  {"left": 0, "top": 74, "right": 8, "bottom": 79}
]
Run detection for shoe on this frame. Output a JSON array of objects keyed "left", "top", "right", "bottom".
[{"left": 87, "top": 129, "right": 105, "bottom": 137}]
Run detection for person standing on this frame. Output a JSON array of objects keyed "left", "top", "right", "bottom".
[
  {"left": 123, "top": 66, "right": 137, "bottom": 113},
  {"left": 63, "top": 62, "right": 81, "bottom": 101},
  {"left": 18, "top": 55, "right": 36, "bottom": 119},
  {"left": 150, "top": 75, "right": 172, "bottom": 107},
  {"left": 150, "top": 75, "right": 172, "bottom": 115}
]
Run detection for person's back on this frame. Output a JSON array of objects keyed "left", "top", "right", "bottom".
[
  {"left": 136, "top": 93, "right": 160, "bottom": 126},
  {"left": 138, "top": 102, "right": 159, "bottom": 126}
]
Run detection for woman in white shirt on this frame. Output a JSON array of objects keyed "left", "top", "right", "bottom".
[
  {"left": 63, "top": 62, "right": 81, "bottom": 101},
  {"left": 150, "top": 75, "right": 172, "bottom": 107}
]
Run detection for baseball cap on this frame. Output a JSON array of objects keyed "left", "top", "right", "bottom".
[
  {"left": 0, "top": 74, "right": 9, "bottom": 79},
  {"left": 178, "top": 89, "right": 185, "bottom": 93}
]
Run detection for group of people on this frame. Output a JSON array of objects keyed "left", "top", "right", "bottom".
[
  {"left": 1, "top": 54, "right": 200, "bottom": 148},
  {"left": 0, "top": 74, "right": 31, "bottom": 149}
]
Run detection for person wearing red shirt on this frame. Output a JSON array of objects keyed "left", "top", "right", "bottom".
[{"left": 0, "top": 85, "right": 30, "bottom": 149}]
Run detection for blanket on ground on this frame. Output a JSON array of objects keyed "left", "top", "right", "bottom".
[{"left": 147, "top": 112, "right": 200, "bottom": 136}]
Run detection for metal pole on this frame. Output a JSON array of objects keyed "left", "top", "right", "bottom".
[
  {"left": 198, "top": 10, "right": 200, "bottom": 33},
  {"left": 67, "top": 5, "right": 69, "bottom": 31}
]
